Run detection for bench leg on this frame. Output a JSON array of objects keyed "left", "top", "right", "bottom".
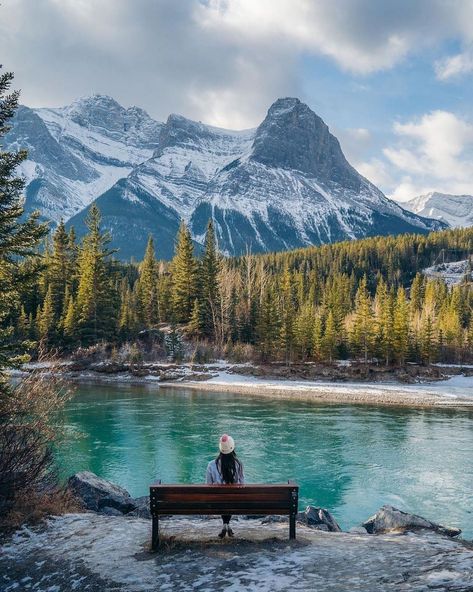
[
  {"left": 289, "top": 513, "right": 296, "bottom": 540},
  {"left": 151, "top": 516, "right": 160, "bottom": 551}
]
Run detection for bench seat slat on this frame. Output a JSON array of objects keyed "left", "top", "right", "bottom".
[
  {"left": 154, "top": 508, "right": 291, "bottom": 515},
  {"left": 155, "top": 493, "right": 291, "bottom": 503},
  {"left": 154, "top": 502, "right": 292, "bottom": 511}
]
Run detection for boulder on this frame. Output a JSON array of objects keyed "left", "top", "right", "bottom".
[
  {"left": 296, "top": 506, "right": 342, "bottom": 532},
  {"left": 362, "top": 505, "right": 461, "bottom": 537},
  {"left": 348, "top": 526, "right": 368, "bottom": 535},
  {"left": 67, "top": 471, "right": 136, "bottom": 514},
  {"left": 100, "top": 506, "right": 124, "bottom": 517},
  {"left": 128, "top": 495, "right": 151, "bottom": 519}
]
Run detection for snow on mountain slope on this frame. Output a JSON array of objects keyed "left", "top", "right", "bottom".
[
  {"left": 404, "top": 192, "right": 473, "bottom": 228},
  {"left": 67, "top": 113, "right": 255, "bottom": 259},
  {"left": 7, "top": 94, "right": 443, "bottom": 259},
  {"left": 190, "top": 98, "right": 442, "bottom": 254},
  {"left": 6, "top": 95, "right": 161, "bottom": 223}
]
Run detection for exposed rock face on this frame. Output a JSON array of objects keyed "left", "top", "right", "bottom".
[
  {"left": 251, "top": 98, "right": 360, "bottom": 189},
  {"left": 67, "top": 471, "right": 136, "bottom": 514},
  {"left": 362, "top": 505, "right": 461, "bottom": 537},
  {"left": 296, "top": 506, "right": 342, "bottom": 532}
]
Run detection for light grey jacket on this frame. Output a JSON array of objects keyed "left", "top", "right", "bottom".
[{"left": 206, "top": 459, "right": 245, "bottom": 484}]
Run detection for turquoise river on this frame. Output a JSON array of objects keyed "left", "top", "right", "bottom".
[{"left": 57, "top": 382, "right": 473, "bottom": 538}]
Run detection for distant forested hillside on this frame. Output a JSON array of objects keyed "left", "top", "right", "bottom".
[{"left": 8, "top": 217, "right": 473, "bottom": 366}]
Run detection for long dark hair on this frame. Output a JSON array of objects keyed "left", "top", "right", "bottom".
[{"left": 216, "top": 451, "right": 243, "bottom": 484}]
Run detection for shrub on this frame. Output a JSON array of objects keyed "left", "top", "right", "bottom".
[{"left": 0, "top": 363, "right": 74, "bottom": 526}]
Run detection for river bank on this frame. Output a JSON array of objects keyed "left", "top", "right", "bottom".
[
  {"left": 3, "top": 471, "right": 473, "bottom": 592},
  {"left": 17, "top": 359, "right": 473, "bottom": 408}
]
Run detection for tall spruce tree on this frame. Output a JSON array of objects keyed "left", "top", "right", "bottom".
[
  {"left": 200, "top": 220, "right": 220, "bottom": 338},
  {"left": 138, "top": 236, "right": 159, "bottom": 328},
  {"left": 350, "top": 276, "right": 375, "bottom": 363},
  {"left": 170, "top": 222, "right": 197, "bottom": 323},
  {"left": 257, "top": 288, "right": 281, "bottom": 361},
  {"left": 0, "top": 68, "right": 48, "bottom": 371},
  {"left": 75, "top": 204, "right": 117, "bottom": 345},
  {"left": 48, "top": 220, "right": 74, "bottom": 328}
]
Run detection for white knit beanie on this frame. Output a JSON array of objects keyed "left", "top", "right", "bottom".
[{"left": 219, "top": 434, "right": 235, "bottom": 454}]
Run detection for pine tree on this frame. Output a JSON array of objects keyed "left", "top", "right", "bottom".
[
  {"left": 138, "top": 236, "right": 159, "bottom": 328},
  {"left": 393, "top": 287, "right": 410, "bottom": 365},
  {"left": 48, "top": 220, "right": 74, "bottom": 328},
  {"left": 63, "top": 293, "right": 78, "bottom": 340},
  {"left": 0, "top": 68, "right": 48, "bottom": 371},
  {"left": 280, "top": 266, "right": 295, "bottom": 362},
  {"left": 257, "top": 288, "right": 281, "bottom": 361},
  {"left": 293, "top": 303, "right": 315, "bottom": 360},
  {"left": 374, "top": 280, "right": 395, "bottom": 365},
  {"left": 200, "top": 220, "right": 220, "bottom": 338},
  {"left": 38, "top": 285, "right": 55, "bottom": 344},
  {"left": 75, "top": 204, "right": 117, "bottom": 345},
  {"left": 312, "top": 312, "right": 324, "bottom": 361},
  {"left": 410, "top": 273, "right": 425, "bottom": 313},
  {"left": 188, "top": 299, "right": 202, "bottom": 337},
  {"left": 170, "top": 222, "right": 197, "bottom": 323},
  {"left": 322, "top": 310, "right": 337, "bottom": 362},
  {"left": 15, "top": 306, "right": 29, "bottom": 341},
  {"left": 350, "top": 277, "right": 374, "bottom": 363},
  {"left": 420, "top": 314, "right": 437, "bottom": 364}
]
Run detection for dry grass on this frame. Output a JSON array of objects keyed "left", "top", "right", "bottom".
[
  {"left": 0, "top": 356, "right": 75, "bottom": 532},
  {"left": 0, "top": 487, "right": 81, "bottom": 535}
]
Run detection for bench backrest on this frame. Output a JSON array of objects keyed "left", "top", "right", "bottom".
[{"left": 150, "top": 482, "right": 299, "bottom": 516}]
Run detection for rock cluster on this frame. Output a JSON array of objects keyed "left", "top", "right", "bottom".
[
  {"left": 67, "top": 471, "right": 149, "bottom": 517},
  {"left": 362, "top": 504, "right": 461, "bottom": 537},
  {"left": 67, "top": 472, "right": 462, "bottom": 539}
]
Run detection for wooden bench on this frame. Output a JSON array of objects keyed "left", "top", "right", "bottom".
[{"left": 149, "top": 480, "right": 299, "bottom": 550}]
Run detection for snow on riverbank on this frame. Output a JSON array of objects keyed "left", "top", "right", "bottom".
[
  {"left": 13, "top": 360, "right": 473, "bottom": 407},
  {"left": 3, "top": 513, "right": 473, "bottom": 591},
  {"left": 168, "top": 370, "right": 473, "bottom": 407}
]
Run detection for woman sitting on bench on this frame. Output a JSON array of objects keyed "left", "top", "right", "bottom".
[{"left": 206, "top": 434, "right": 245, "bottom": 538}]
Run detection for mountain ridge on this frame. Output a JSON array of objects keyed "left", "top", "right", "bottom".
[
  {"left": 404, "top": 192, "right": 473, "bottom": 229},
  {"left": 6, "top": 94, "right": 444, "bottom": 259}
]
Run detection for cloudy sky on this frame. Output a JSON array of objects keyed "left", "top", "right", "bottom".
[{"left": 2, "top": 0, "right": 473, "bottom": 201}]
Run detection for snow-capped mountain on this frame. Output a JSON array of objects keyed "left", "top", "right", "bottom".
[
  {"left": 404, "top": 192, "right": 473, "bottom": 228},
  {"left": 5, "top": 94, "right": 161, "bottom": 223},
  {"left": 7, "top": 95, "right": 443, "bottom": 259}
]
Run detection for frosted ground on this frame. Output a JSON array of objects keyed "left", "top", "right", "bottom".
[{"left": 3, "top": 514, "right": 473, "bottom": 591}]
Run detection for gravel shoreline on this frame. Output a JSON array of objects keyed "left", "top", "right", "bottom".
[{"left": 160, "top": 378, "right": 473, "bottom": 408}]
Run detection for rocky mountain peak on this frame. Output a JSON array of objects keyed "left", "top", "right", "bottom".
[{"left": 251, "top": 97, "right": 360, "bottom": 189}]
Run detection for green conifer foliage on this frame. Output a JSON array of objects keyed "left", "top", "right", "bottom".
[
  {"left": 75, "top": 204, "right": 117, "bottom": 345},
  {"left": 350, "top": 276, "right": 375, "bottom": 363},
  {"left": 200, "top": 220, "right": 220, "bottom": 338},
  {"left": 138, "top": 236, "right": 159, "bottom": 328},
  {"left": 0, "top": 68, "right": 48, "bottom": 371},
  {"left": 170, "top": 223, "right": 197, "bottom": 323}
]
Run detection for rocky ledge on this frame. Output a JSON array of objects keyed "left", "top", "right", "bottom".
[{"left": 2, "top": 472, "right": 471, "bottom": 592}]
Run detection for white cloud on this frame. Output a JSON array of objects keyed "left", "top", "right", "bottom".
[
  {"left": 358, "top": 158, "right": 394, "bottom": 189},
  {"left": 1, "top": 0, "right": 473, "bottom": 128},
  {"left": 435, "top": 50, "right": 473, "bottom": 80},
  {"left": 199, "top": 0, "right": 473, "bottom": 74},
  {"left": 383, "top": 111, "right": 473, "bottom": 200}
]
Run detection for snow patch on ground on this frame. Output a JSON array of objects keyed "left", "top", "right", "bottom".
[
  {"left": 423, "top": 259, "right": 473, "bottom": 286},
  {"left": 3, "top": 513, "right": 473, "bottom": 591}
]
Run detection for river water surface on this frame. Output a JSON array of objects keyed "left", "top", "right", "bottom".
[{"left": 57, "top": 383, "right": 473, "bottom": 537}]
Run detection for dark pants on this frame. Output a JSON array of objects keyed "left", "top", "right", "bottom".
[{"left": 221, "top": 515, "right": 231, "bottom": 525}]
